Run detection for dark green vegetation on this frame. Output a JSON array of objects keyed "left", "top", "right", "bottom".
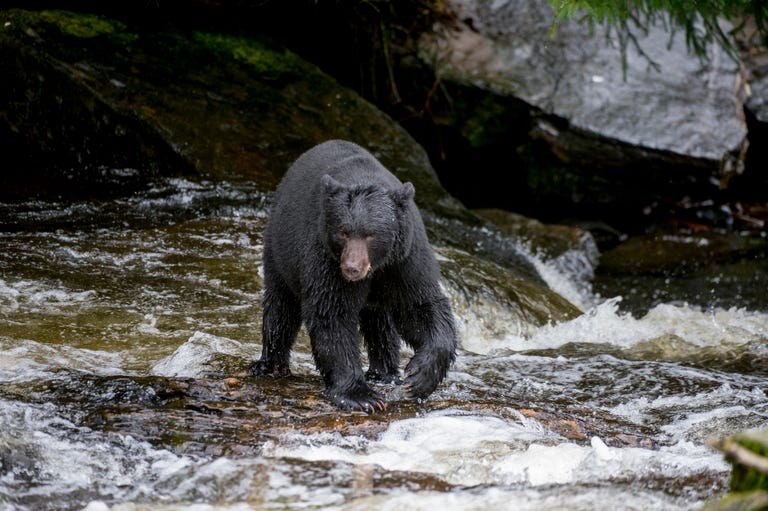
[{"left": 550, "top": 0, "right": 767, "bottom": 58}]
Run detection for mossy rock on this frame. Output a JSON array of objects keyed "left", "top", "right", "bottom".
[
  {"left": 437, "top": 246, "right": 581, "bottom": 351},
  {"left": 702, "top": 490, "right": 768, "bottom": 511},
  {"left": 473, "top": 208, "right": 598, "bottom": 264},
  {"left": 704, "top": 430, "right": 768, "bottom": 511},
  {"left": 729, "top": 430, "right": 768, "bottom": 492},
  {"left": 0, "top": 8, "right": 459, "bottom": 217}
]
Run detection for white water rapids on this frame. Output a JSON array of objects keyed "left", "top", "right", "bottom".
[{"left": 1, "top": 179, "right": 767, "bottom": 510}]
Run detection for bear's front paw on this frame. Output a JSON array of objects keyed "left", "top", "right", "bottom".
[
  {"left": 403, "top": 359, "right": 441, "bottom": 400},
  {"left": 326, "top": 381, "right": 387, "bottom": 413},
  {"left": 250, "top": 359, "right": 291, "bottom": 377}
]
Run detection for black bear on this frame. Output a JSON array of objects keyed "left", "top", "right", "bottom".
[{"left": 253, "top": 139, "right": 457, "bottom": 412}]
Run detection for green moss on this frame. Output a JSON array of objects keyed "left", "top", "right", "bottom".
[
  {"left": 0, "top": 10, "right": 136, "bottom": 46},
  {"left": 459, "top": 95, "right": 513, "bottom": 147},
  {"left": 731, "top": 431, "right": 768, "bottom": 492},
  {"left": 437, "top": 84, "right": 530, "bottom": 149},
  {"left": 703, "top": 490, "right": 768, "bottom": 511},
  {"left": 193, "top": 32, "right": 303, "bottom": 80},
  {"left": 40, "top": 10, "right": 121, "bottom": 38}
]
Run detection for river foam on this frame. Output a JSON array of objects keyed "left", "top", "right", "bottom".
[
  {"left": 463, "top": 295, "right": 768, "bottom": 357},
  {"left": 263, "top": 408, "right": 726, "bottom": 507}
]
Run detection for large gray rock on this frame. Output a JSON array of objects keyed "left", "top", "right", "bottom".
[{"left": 419, "top": 0, "right": 749, "bottom": 175}]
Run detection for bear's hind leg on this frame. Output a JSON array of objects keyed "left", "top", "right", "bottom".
[
  {"left": 360, "top": 307, "right": 402, "bottom": 384},
  {"left": 252, "top": 273, "right": 301, "bottom": 377}
]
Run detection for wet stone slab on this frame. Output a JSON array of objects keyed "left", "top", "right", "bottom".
[{"left": 1, "top": 368, "right": 663, "bottom": 460}]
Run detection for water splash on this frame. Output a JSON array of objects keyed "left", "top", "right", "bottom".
[
  {"left": 518, "top": 242, "right": 600, "bottom": 312},
  {"left": 463, "top": 296, "right": 768, "bottom": 360},
  {"left": 265, "top": 409, "right": 727, "bottom": 503},
  {"left": 151, "top": 331, "right": 257, "bottom": 378},
  {"left": 0, "top": 399, "right": 193, "bottom": 510}
]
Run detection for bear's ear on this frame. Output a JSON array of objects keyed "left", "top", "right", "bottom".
[
  {"left": 321, "top": 174, "right": 343, "bottom": 194},
  {"left": 391, "top": 182, "right": 415, "bottom": 205}
]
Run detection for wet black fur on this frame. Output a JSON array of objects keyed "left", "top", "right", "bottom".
[{"left": 252, "top": 140, "right": 457, "bottom": 411}]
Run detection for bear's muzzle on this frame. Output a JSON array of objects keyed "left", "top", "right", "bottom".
[{"left": 340, "top": 237, "right": 372, "bottom": 281}]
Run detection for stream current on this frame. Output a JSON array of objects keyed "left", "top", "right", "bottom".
[{"left": 1, "top": 178, "right": 767, "bottom": 510}]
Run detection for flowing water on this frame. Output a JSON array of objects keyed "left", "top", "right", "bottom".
[{"left": 1, "top": 178, "right": 767, "bottom": 511}]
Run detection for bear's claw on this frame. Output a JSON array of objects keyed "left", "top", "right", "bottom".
[
  {"left": 403, "top": 362, "right": 440, "bottom": 400},
  {"left": 326, "top": 382, "right": 387, "bottom": 413}
]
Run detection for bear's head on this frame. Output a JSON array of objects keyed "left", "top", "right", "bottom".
[{"left": 321, "top": 174, "right": 415, "bottom": 282}]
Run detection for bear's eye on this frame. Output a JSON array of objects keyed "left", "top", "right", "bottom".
[{"left": 337, "top": 230, "right": 348, "bottom": 239}]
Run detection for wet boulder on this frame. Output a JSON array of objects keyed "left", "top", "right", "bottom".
[
  {"left": 417, "top": 0, "right": 749, "bottom": 224},
  {"left": 745, "top": 46, "right": 768, "bottom": 123},
  {"left": 0, "top": 8, "right": 455, "bottom": 217},
  {"left": 593, "top": 228, "right": 768, "bottom": 315},
  {"left": 738, "top": 19, "right": 768, "bottom": 219}
]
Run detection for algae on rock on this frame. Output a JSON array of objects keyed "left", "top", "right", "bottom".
[{"left": 705, "top": 430, "right": 768, "bottom": 511}]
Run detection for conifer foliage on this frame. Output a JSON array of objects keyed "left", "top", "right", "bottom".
[{"left": 548, "top": 0, "right": 767, "bottom": 58}]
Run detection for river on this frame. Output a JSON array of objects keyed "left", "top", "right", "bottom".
[{"left": 1, "top": 178, "right": 767, "bottom": 510}]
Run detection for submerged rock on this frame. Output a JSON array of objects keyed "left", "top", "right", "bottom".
[
  {"left": 2, "top": 370, "right": 658, "bottom": 458},
  {"left": 594, "top": 228, "right": 768, "bottom": 314},
  {"left": 437, "top": 245, "right": 582, "bottom": 350},
  {"left": 473, "top": 209, "right": 599, "bottom": 300}
]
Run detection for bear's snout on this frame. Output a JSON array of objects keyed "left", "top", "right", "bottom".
[{"left": 340, "top": 237, "right": 371, "bottom": 281}]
